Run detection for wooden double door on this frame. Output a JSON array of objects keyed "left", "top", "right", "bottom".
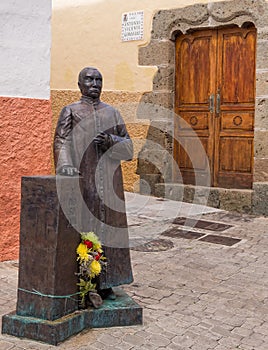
[{"left": 174, "top": 26, "right": 256, "bottom": 189}]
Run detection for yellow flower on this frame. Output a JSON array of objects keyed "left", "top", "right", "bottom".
[
  {"left": 95, "top": 243, "right": 102, "bottom": 251},
  {"left": 90, "top": 260, "right": 101, "bottom": 277},
  {"left": 76, "top": 243, "right": 89, "bottom": 261}
]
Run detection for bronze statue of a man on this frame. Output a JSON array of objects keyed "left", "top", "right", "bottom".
[{"left": 54, "top": 67, "right": 133, "bottom": 302}]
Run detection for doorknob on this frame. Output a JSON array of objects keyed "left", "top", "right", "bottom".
[
  {"left": 209, "top": 94, "right": 215, "bottom": 113},
  {"left": 216, "top": 89, "right": 221, "bottom": 117}
]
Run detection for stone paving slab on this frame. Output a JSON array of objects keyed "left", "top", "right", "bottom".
[{"left": 1, "top": 193, "right": 268, "bottom": 349}]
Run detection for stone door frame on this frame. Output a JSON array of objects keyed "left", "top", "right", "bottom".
[{"left": 138, "top": 0, "right": 268, "bottom": 215}]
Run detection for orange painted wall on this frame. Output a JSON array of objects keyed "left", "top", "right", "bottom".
[{"left": 0, "top": 97, "right": 52, "bottom": 261}]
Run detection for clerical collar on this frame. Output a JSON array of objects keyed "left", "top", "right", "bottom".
[{"left": 81, "top": 95, "right": 100, "bottom": 106}]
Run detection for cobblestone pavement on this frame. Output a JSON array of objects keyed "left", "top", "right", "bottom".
[{"left": 1, "top": 193, "right": 268, "bottom": 349}]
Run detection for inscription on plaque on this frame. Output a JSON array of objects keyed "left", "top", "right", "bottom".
[{"left": 121, "top": 11, "right": 144, "bottom": 41}]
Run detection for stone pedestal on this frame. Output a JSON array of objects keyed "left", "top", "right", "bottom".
[
  {"left": 2, "top": 287, "right": 142, "bottom": 345},
  {"left": 2, "top": 176, "right": 142, "bottom": 344},
  {"left": 16, "top": 176, "right": 81, "bottom": 320}
]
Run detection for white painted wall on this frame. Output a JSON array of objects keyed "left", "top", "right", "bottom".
[{"left": 0, "top": 0, "right": 51, "bottom": 99}]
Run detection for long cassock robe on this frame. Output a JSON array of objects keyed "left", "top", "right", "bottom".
[{"left": 54, "top": 96, "right": 133, "bottom": 289}]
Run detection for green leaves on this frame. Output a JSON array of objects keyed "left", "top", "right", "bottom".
[{"left": 77, "top": 278, "right": 97, "bottom": 306}]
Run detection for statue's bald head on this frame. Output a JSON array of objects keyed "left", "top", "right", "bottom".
[
  {"left": 78, "top": 67, "right": 103, "bottom": 99},
  {"left": 78, "top": 67, "right": 102, "bottom": 84}
]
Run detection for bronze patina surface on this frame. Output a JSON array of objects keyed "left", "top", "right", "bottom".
[{"left": 54, "top": 67, "right": 133, "bottom": 292}]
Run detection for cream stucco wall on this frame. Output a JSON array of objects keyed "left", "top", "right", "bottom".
[{"left": 51, "top": 0, "right": 231, "bottom": 92}]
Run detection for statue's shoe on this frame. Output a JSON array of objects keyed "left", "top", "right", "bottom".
[
  {"left": 98, "top": 287, "right": 116, "bottom": 300},
  {"left": 88, "top": 291, "right": 103, "bottom": 308}
]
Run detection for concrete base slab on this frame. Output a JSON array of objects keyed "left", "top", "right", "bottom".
[{"left": 2, "top": 288, "right": 142, "bottom": 346}]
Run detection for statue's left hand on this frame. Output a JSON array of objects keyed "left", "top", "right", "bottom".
[{"left": 93, "top": 132, "right": 112, "bottom": 151}]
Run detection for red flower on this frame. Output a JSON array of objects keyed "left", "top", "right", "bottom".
[
  {"left": 95, "top": 252, "right": 102, "bottom": 261},
  {"left": 84, "top": 240, "right": 93, "bottom": 249}
]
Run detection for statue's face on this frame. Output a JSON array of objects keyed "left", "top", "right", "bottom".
[{"left": 79, "top": 68, "right": 102, "bottom": 99}]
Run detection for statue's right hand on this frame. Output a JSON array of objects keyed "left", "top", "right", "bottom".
[{"left": 59, "top": 165, "right": 80, "bottom": 176}]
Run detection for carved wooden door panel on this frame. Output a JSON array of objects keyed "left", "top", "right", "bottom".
[
  {"left": 174, "top": 26, "right": 256, "bottom": 189},
  {"left": 174, "top": 29, "right": 216, "bottom": 186},
  {"left": 214, "top": 27, "right": 256, "bottom": 188}
]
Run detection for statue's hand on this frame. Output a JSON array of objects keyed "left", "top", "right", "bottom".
[
  {"left": 93, "top": 132, "right": 112, "bottom": 151},
  {"left": 59, "top": 165, "right": 80, "bottom": 176}
]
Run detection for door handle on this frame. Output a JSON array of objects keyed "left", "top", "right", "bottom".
[
  {"left": 209, "top": 94, "right": 215, "bottom": 113},
  {"left": 216, "top": 90, "right": 221, "bottom": 117}
]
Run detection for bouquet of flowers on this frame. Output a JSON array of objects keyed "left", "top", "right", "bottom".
[{"left": 76, "top": 231, "right": 106, "bottom": 308}]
